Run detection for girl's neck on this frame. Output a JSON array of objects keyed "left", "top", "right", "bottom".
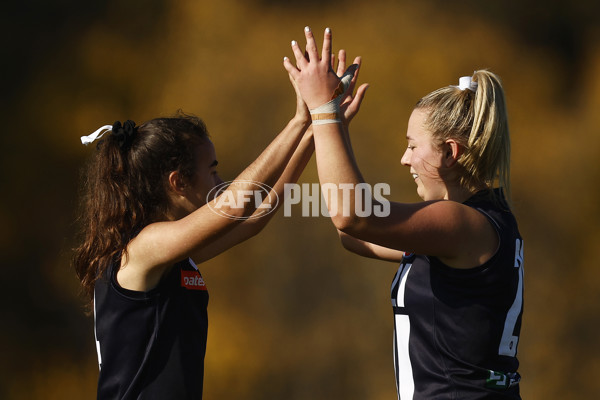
[{"left": 444, "top": 183, "right": 487, "bottom": 203}]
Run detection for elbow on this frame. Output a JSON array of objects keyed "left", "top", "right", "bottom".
[
  {"left": 337, "top": 229, "right": 353, "bottom": 252},
  {"left": 331, "top": 213, "right": 364, "bottom": 237},
  {"left": 326, "top": 193, "right": 369, "bottom": 234},
  {"left": 247, "top": 217, "right": 268, "bottom": 239}
]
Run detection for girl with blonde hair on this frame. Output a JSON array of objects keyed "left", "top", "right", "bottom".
[{"left": 284, "top": 27, "right": 523, "bottom": 399}]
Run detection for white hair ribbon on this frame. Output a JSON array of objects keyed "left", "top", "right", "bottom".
[
  {"left": 81, "top": 125, "right": 112, "bottom": 145},
  {"left": 457, "top": 76, "right": 478, "bottom": 92}
]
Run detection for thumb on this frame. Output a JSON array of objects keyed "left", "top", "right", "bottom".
[{"left": 349, "top": 83, "right": 369, "bottom": 112}]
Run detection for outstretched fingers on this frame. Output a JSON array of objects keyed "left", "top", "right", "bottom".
[
  {"left": 283, "top": 56, "right": 300, "bottom": 80},
  {"left": 335, "top": 49, "right": 347, "bottom": 77},
  {"left": 321, "top": 27, "right": 332, "bottom": 66},
  {"left": 339, "top": 56, "right": 368, "bottom": 125},
  {"left": 304, "top": 26, "right": 319, "bottom": 61},
  {"left": 290, "top": 39, "right": 308, "bottom": 70},
  {"left": 341, "top": 83, "right": 369, "bottom": 125},
  {"left": 285, "top": 26, "right": 359, "bottom": 109},
  {"left": 347, "top": 56, "right": 362, "bottom": 92}
]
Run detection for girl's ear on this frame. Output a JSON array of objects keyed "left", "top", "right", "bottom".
[
  {"left": 168, "top": 171, "right": 187, "bottom": 195},
  {"left": 443, "top": 139, "right": 462, "bottom": 168}
]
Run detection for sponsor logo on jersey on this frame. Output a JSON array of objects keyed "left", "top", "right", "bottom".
[
  {"left": 181, "top": 270, "right": 207, "bottom": 291},
  {"left": 486, "top": 370, "right": 520, "bottom": 389}
]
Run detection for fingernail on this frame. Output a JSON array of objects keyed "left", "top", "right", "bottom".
[
  {"left": 304, "top": 26, "right": 311, "bottom": 33},
  {"left": 291, "top": 40, "right": 297, "bottom": 46},
  {"left": 283, "top": 56, "right": 289, "bottom": 61},
  {"left": 325, "top": 27, "right": 331, "bottom": 34}
]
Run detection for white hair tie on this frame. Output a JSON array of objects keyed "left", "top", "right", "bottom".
[
  {"left": 457, "top": 76, "right": 478, "bottom": 92},
  {"left": 81, "top": 125, "right": 112, "bottom": 145}
]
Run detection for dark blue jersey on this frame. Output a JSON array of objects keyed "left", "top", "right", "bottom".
[
  {"left": 391, "top": 190, "right": 524, "bottom": 400},
  {"left": 94, "top": 258, "right": 209, "bottom": 399}
]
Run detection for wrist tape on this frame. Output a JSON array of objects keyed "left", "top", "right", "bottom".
[
  {"left": 310, "top": 101, "right": 340, "bottom": 125},
  {"left": 309, "top": 65, "right": 356, "bottom": 126}
]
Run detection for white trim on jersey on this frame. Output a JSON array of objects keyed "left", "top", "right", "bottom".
[
  {"left": 94, "top": 291, "right": 102, "bottom": 370},
  {"left": 498, "top": 238, "right": 524, "bottom": 357},
  {"left": 395, "top": 315, "right": 415, "bottom": 399},
  {"left": 188, "top": 257, "right": 199, "bottom": 271},
  {"left": 393, "top": 263, "right": 414, "bottom": 400}
]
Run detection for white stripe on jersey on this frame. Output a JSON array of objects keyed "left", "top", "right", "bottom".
[
  {"left": 397, "top": 263, "right": 412, "bottom": 307},
  {"left": 94, "top": 292, "right": 102, "bottom": 370},
  {"left": 393, "top": 263, "right": 414, "bottom": 399},
  {"left": 395, "top": 314, "right": 415, "bottom": 399}
]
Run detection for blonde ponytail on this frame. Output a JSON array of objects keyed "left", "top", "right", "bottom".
[{"left": 415, "top": 70, "right": 511, "bottom": 204}]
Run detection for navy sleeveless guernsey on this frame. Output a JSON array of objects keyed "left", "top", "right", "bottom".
[
  {"left": 391, "top": 189, "right": 524, "bottom": 399},
  {"left": 94, "top": 258, "right": 209, "bottom": 399}
]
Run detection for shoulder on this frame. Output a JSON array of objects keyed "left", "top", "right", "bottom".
[
  {"left": 452, "top": 188, "right": 521, "bottom": 269},
  {"left": 464, "top": 189, "right": 520, "bottom": 239},
  {"left": 434, "top": 191, "right": 507, "bottom": 269}
]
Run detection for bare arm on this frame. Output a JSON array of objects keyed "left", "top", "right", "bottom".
[
  {"left": 284, "top": 27, "right": 497, "bottom": 269},
  {"left": 191, "top": 127, "right": 314, "bottom": 264},
  {"left": 329, "top": 51, "right": 401, "bottom": 263},
  {"left": 120, "top": 76, "right": 312, "bottom": 290},
  {"left": 338, "top": 230, "right": 404, "bottom": 262}
]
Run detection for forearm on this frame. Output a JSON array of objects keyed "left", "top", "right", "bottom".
[
  {"left": 224, "top": 116, "right": 310, "bottom": 218},
  {"left": 313, "top": 123, "right": 366, "bottom": 228},
  {"left": 160, "top": 124, "right": 312, "bottom": 267},
  {"left": 341, "top": 124, "right": 358, "bottom": 165},
  {"left": 283, "top": 26, "right": 369, "bottom": 228},
  {"left": 239, "top": 117, "right": 309, "bottom": 182},
  {"left": 195, "top": 127, "right": 314, "bottom": 261},
  {"left": 271, "top": 126, "right": 314, "bottom": 198},
  {"left": 246, "top": 126, "right": 314, "bottom": 227},
  {"left": 314, "top": 124, "right": 363, "bottom": 183},
  {"left": 338, "top": 230, "right": 404, "bottom": 262}
]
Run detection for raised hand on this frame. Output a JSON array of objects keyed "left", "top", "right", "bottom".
[
  {"left": 331, "top": 49, "right": 369, "bottom": 127},
  {"left": 288, "top": 72, "right": 310, "bottom": 124},
  {"left": 283, "top": 27, "right": 367, "bottom": 126},
  {"left": 283, "top": 27, "right": 345, "bottom": 109}
]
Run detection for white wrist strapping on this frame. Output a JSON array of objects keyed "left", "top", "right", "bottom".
[
  {"left": 310, "top": 100, "right": 341, "bottom": 125},
  {"left": 309, "top": 66, "right": 356, "bottom": 125}
]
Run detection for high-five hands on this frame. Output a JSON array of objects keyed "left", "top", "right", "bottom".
[
  {"left": 333, "top": 48, "right": 369, "bottom": 127},
  {"left": 283, "top": 27, "right": 368, "bottom": 127}
]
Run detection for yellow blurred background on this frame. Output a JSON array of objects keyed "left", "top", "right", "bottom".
[{"left": 1, "top": 0, "right": 599, "bottom": 398}]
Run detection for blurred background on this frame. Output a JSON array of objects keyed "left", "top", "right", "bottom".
[{"left": 1, "top": 0, "right": 599, "bottom": 398}]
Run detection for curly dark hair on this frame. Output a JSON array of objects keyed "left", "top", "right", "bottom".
[{"left": 72, "top": 112, "right": 210, "bottom": 305}]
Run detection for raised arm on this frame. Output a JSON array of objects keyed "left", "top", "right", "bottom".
[
  {"left": 283, "top": 27, "right": 498, "bottom": 269},
  {"left": 283, "top": 27, "right": 368, "bottom": 230},
  {"left": 192, "top": 125, "right": 314, "bottom": 264},
  {"left": 120, "top": 75, "right": 312, "bottom": 291}
]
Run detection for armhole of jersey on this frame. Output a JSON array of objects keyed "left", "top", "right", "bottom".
[
  {"left": 475, "top": 207, "right": 502, "bottom": 259},
  {"left": 430, "top": 207, "right": 503, "bottom": 273},
  {"left": 109, "top": 262, "right": 165, "bottom": 301}
]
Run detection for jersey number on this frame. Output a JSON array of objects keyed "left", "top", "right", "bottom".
[{"left": 498, "top": 238, "right": 524, "bottom": 357}]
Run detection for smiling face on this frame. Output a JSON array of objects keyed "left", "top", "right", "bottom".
[{"left": 400, "top": 109, "right": 448, "bottom": 201}]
